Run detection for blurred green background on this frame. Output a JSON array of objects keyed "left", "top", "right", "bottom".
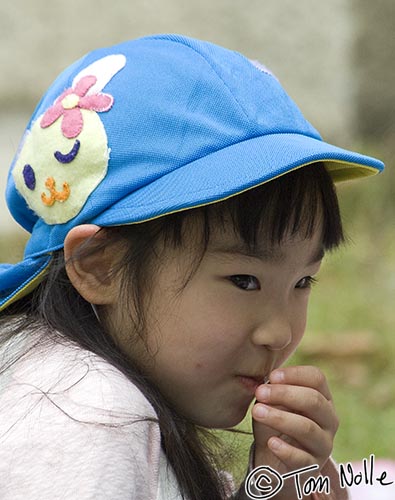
[{"left": 1, "top": 0, "right": 394, "bottom": 479}]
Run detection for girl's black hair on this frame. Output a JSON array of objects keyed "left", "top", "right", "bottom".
[{"left": 0, "top": 163, "right": 344, "bottom": 499}]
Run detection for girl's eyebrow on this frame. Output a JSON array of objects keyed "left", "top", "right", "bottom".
[
  {"left": 210, "top": 243, "right": 280, "bottom": 262},
  {"left": 209, "top": 243, "right": 325, "bottom": 265}
]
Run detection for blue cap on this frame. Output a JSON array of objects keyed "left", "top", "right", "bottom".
[{"left": 0, "top": 34, "right": 385, "bottom": 311}]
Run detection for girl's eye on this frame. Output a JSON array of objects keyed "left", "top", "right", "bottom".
[
  {"left": 295, "top": 276, "right": 318, "bottom": 289},
  {"left": 228, "top": 275, "right": 261, "bottom": 291}
]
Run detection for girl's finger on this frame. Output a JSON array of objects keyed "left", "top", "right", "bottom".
[
  {"left": 255, "top": 383, "right": 339, "bottom": 433},
  {"left": 266, "top": 435, "right": 319, "bottom": 471},
  {"left": 270, "top": 365, "right": 332, "bottom": 401},
  {"left": 252, "top": 403, "right": 333, "bottom": 461}
]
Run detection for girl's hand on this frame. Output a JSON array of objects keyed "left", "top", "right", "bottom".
[{"left": 250, "top": 365, "right": 339, "bottom": 498}]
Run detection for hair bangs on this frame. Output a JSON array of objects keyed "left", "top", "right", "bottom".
[{"left": 208, "top": 162, "right": 345, "bottom": 252}]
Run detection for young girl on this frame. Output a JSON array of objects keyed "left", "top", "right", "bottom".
[{"left": 0, "top": 34, "right": 384, "bottom": 499}]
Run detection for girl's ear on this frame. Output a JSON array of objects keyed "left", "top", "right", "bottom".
[{"left": 64, "top": 224, "right": 120, "bottom": 305}]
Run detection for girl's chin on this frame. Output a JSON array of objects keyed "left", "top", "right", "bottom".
[{"left": 194, "top": 401, "right": 252, "bottom": 429}]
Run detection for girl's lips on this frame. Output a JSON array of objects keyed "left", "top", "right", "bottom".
[{"left": 237, "top": 375, "right": 263, "bottom": 393}]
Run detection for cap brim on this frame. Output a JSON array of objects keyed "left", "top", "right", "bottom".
[
  {"left": 92, "top": 133, "right": 384, "bottom": 226},
  {"left": 0, "top": 255, "right": 51, "bottom": 311}
]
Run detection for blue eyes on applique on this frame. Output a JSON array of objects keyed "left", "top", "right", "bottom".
[
  {"left": 22, "top": 164, "right": 36, "bottom": 190},
  {"left": 54, "top": 139, "right": 80, "bottom": 164}
]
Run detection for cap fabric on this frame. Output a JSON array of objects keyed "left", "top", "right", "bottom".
[{"left": 0, "top": 34, "right": 385, "bottom": 311}]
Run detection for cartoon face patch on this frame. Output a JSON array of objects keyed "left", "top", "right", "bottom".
[{"left": 13, "top": 54, "right": 126, "bottom": 225}]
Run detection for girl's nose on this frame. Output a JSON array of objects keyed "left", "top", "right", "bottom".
[{"left": 251, "top": 313, "right": 292, "bottom": 351}]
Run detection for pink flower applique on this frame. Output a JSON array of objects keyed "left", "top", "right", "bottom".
[{"left": 40, "top": 75, "right": 113, "bottom": 139}]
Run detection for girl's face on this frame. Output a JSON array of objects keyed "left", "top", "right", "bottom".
[{"left": 108, "top": 222, "right": 324, "bottom": 429}]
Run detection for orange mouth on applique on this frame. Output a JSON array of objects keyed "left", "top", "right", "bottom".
[{"left": 41, "top": 177, "right": 71, "bottom": 206}]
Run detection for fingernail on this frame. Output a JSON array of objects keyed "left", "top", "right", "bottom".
[
  {"left": 254, "top": 404, "right": 269, "bottom": 418},
  {"left": 271, "top": 370, "right": 284, "bottom": 383},
  {"left": 257, "top": 385, "right": 270, "bottom": 401},
  {"left": 269, "top": 437, "right": 282, "bottom": 450}
]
